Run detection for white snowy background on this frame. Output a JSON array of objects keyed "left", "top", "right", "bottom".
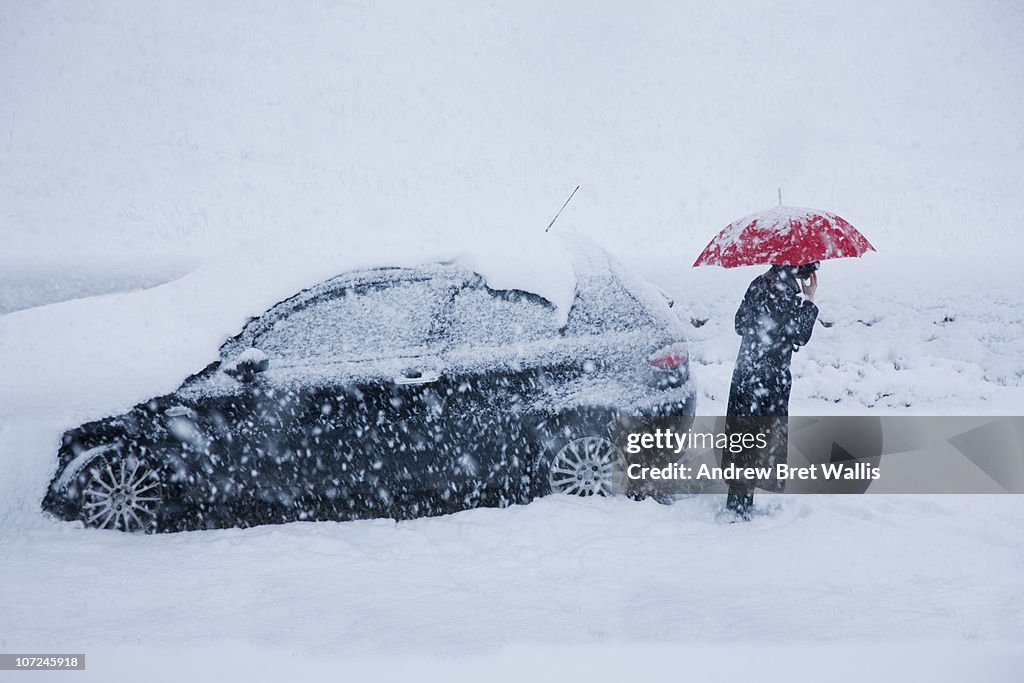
[{"left": 1, "top": 1, "right": 1023, "bottom": 680}]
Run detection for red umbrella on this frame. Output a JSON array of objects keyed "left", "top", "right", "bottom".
[{"left": 693, "top": 205, "right": 875, "bottom": 268}]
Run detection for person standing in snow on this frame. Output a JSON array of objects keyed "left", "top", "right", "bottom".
[{"left": 723, "top": 262, "right": 819, "bottom": 519}]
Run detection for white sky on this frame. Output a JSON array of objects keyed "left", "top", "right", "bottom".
[{"left": 2, "top": 0, "right": 1023, "bottom": 264}]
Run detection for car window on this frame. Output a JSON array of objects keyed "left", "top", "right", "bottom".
[
  {"left": 446, "top": 283, "right": 559, "bottom": 348},
  {"left": 253, "top": 278, "right": 445, "bottom": 365},
  {"left": 566, "top": 274, "right": 652, "bottom": 333}
]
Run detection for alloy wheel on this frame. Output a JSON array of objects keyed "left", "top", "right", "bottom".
[
  {"left": 81, "top": 455, "right": 163, "bottom": 532},
  {"left": 547, "top": 436, "right": 626, "bottom": 496}
]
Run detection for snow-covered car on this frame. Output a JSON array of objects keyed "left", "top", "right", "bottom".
[{"left": 42, "top": 238, "right": 695, "bottom": 532}]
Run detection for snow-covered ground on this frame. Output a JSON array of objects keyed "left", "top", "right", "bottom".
[
  {"left": 659, "top": 253, "right": 1024, "bottom": 416},
  {"left": 3, "top": 0, "right": 1023, "bottom": 680},
  {"left": 0, "top": 258, "right": 191, "bottom": 316},
  {"left": 2, "top": 495, "right": 1023, "bottom": 682}
]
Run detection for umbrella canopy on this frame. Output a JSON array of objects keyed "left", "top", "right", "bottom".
[{"left": 693, "top": 205, "right": 875, "bottom": 268}]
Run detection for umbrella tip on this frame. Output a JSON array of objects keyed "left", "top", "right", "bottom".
[{"left": 777, "top": 187, "right": 782, "bottom": 206}]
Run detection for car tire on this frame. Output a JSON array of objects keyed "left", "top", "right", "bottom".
[
  {"left": 533, "top": 412, "right": 628, "bottom": 498},
  {"left": 79, "top": 452, "right": 164, "bottom": 533}
]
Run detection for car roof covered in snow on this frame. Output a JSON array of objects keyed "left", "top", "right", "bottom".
[{"left": 0, "top": 231, "right": 633, "bottom": 424}]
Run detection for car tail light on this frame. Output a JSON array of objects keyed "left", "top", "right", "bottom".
[{"left": 648, "top": 343, "right": 688, "bottom": 370}]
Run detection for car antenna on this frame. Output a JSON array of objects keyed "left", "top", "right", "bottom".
[{"left": 545, "top": 185, "right": 580, "bottom": 232}]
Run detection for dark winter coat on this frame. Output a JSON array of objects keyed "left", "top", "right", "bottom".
[
  {"left": 723, "top": 266, "right": 817, "bottom": 491},
  {"left": 727, "top": 265, "right": 818, "bottom": 417}
]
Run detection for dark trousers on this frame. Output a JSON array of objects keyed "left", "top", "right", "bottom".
[{"left": 726, "top": 485, "right": 754, "bottom": 519}]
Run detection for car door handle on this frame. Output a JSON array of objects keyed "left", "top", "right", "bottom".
[{"left": 394, "top": 370, "right": 440, "bottom": 385}]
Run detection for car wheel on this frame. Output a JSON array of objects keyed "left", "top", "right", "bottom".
[
  {"left": 80, "top": 453, "right": 164, "bottom": 532},
  {"left": 544, "top": 435, "right": 628, "bottom": 497}
]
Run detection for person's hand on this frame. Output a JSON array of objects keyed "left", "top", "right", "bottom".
[{"left": 801, "top": 272, "right": 818, "bottom": 302}]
